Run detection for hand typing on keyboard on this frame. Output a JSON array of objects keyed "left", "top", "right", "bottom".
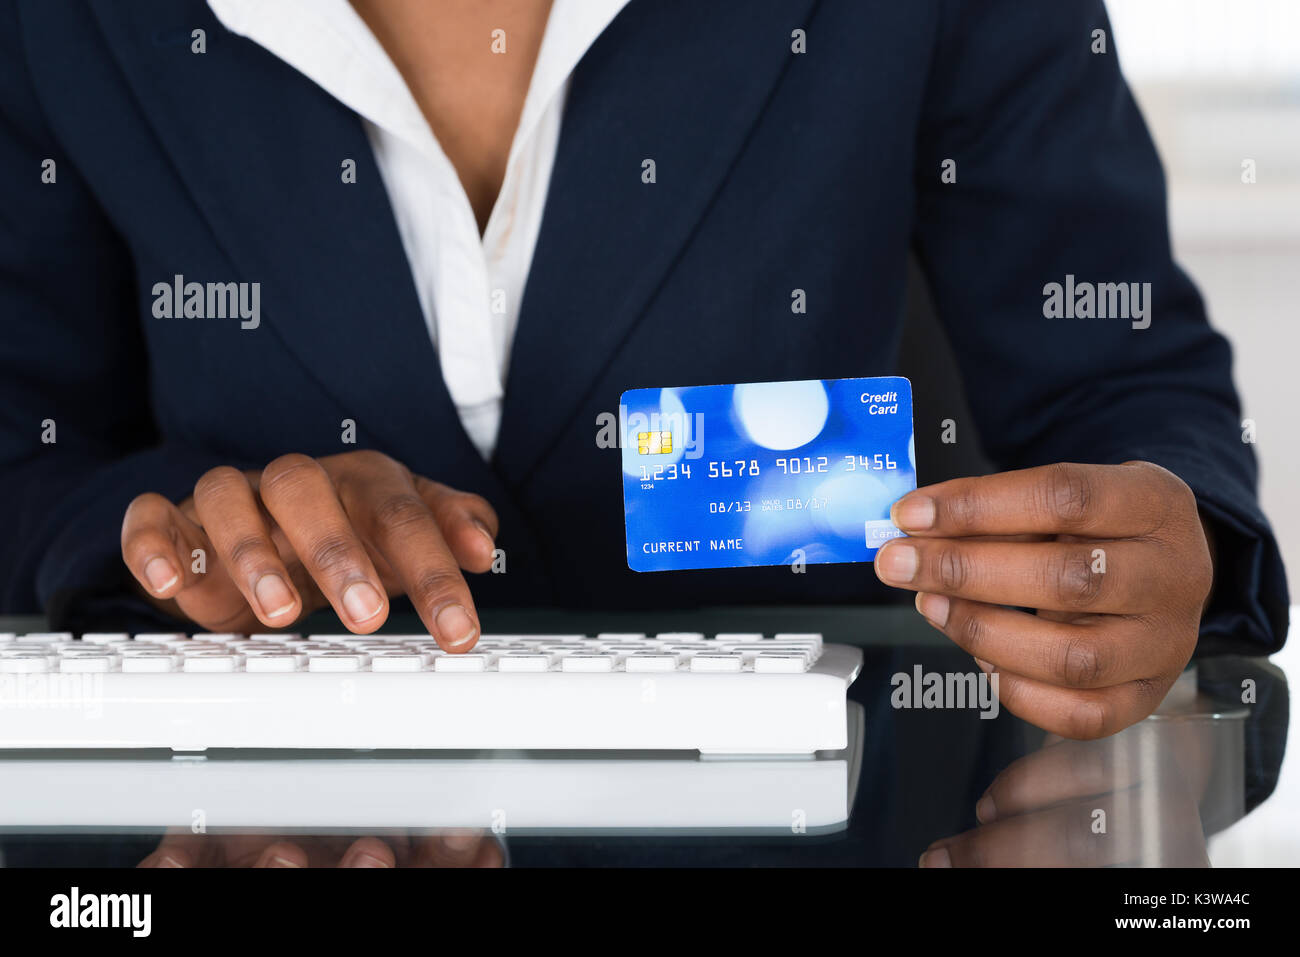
[{"left": 120, "top": 451, "right": 498, "bottom": 650}]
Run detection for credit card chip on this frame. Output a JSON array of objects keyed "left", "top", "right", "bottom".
[{"left": 637, "top": 430, "right": 672, "bottom": 455}]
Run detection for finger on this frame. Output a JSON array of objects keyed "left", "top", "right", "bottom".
[
  {"left": 875, "top": 537, "right": 1159, "bottom": 614},
  {"left": 121, "top": 493, "right": 203, "bottom": 600},
  {"left": 415, "top": 476, "right": 498, "bottom": 573},
  {"left": 138, "top": 844, "right": 196, "bottom": 868},
  {"left": 124, "top": 495, "right": 256, "bottom": 629},
  {"left": 253, "top": 842, "right": 309, "bottom": 868},
  {"left": 137, "top": 829, "right": 211, "bottom": 868},
  {"left": 912, "top": 595, "right": 1167, "bottom": 689},
  {"left": 890, "top": 461, "right": 1188, "bottom": 540},
  {"left": 192, "top": 467, "right": 303, "bottom": 627},
  {"left": 338, "top": 837, "right": 396, "bottom": 868},
  {"left": 412, "top": 829, "right": 489, "bottom": 867},
  {"left": 139, "top": 848, "right": 192, "bottom": 867},
  {"left": 973, "top": 658, "right": 1175, "bottom": 740},
  {"left": 342, "top": 469, "right": 482, "bottom": 651},
  {"left": 257, "top": 454, "right": 389, "bottom": 633}
]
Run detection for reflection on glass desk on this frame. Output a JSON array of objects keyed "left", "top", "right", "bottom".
[
  {"left": 0, "top": 607, "right": 1289, "bottom": 867},
  {"left": 0, "top": 703, "right": 863, "bottom": 836}
]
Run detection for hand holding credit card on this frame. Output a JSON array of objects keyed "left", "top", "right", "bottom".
[{"left": 621, "top": 377, "right": 915, "bottom": 571}]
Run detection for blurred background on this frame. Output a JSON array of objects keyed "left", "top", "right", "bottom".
[
  {"left": 1103, "top": 0, "right": 1298, "bottom": 867},
  {"left": 1107, "top": 0, "right": 1299, "bottom": 574}
]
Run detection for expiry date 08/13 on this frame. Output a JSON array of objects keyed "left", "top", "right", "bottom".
[{"left": 707, "top": 498, "right": 830, "bottom": 513}]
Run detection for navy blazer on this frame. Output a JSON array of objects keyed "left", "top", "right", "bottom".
[{"left": 0, "top": 0, "right": 1288, "bottom": 651}]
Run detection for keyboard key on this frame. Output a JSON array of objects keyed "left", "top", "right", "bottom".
[
  {"left": 754, "top": 654, "right": 809, "bottom": 674},
  {"left": 246, "top": 654, "right": 307, "bottom": 673},
  {"left": 183, "top": 655, "right": 238, "bottom": 673},
  {"left": 60, "top": 656, "right": 115, "bottom": 673},
  {"left": 689, "top": 654, "right": 743, "bottom": 673},
  {"left": 497, "top": 653, "right": 554, "bottom": 673},
  {"left": 624, "top": 654, "right": 679, "bottom": 673},
  {"left": 307, "top": 654, "right": 365, "bottom": 673},
  {"left": 0, "top": 657, "right": 51, "bottom": 673},
  {"left": 18, "top": 633, "right": 72, "bottom": 644},
  {"left": 774, "top": 633, "right": 823, "bottom": 649},
  {"left": 561, "top": 654, "right": 615, "bottom": 673},
  {"left": 724, "top": 645, "right": 813, "bottom": 661},
  {"left": 370, "top": 653, "right": 429, "bottom": 673},
  {"left": 433, "top": 654, "right": 489, "bottom": 673},
  {"left": 121, "top": 654, "right": 180, "bottom": 673},
  {"left": 81, "top": 633, "right": 128, "bottom": 645}
]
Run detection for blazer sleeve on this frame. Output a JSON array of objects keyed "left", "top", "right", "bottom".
[
  {"left": 0, "top": 3, "right": 226, "bottom": 627},
  {"left": 911, "top": 0, "right": 1288, "bottom": 654}
]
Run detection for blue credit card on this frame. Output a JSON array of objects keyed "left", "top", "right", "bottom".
[{"left": 621, "top": 376, "right": 916, "bottom": 572}]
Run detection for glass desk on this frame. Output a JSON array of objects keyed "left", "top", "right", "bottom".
[{"left": 0, "top": 606, "right": 1289, "bottom": 868}]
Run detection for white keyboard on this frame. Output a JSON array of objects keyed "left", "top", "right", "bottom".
[{"left": 0, "top": 632, "right": 861, "bottom": 754}]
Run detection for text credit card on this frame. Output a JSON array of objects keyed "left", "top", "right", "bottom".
[{"left": 621, "top": 376, "right": 916, "bottom": 572}]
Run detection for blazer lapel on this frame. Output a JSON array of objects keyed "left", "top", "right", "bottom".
[
  {"left": 85, "top": 0, "right": 486, "bottom": 474},
  {"left": 494, "top": 0, "right": 821, "bottom": 484}
]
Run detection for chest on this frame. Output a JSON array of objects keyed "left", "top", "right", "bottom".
[{"left": 348, "top": 0, "right": 554, "bottom": 232}]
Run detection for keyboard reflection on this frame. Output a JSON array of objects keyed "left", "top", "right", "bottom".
[{"left": 0, "top": 703, "right": 864, "bottom": 840}]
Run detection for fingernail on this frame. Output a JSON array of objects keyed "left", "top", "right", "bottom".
[
  {"left": 439, "top": 829, "right": 482, "bottom": 852},
  {"left": 916, "top": 592, "right": 950, "bottom": 627},
  {"left": 153, "top": 854, "right": 185, "bottom": 868},
  {"left": 254, "top": 573, "right": 296, "bottom": 620},
  {"left": 974, "top": 657, "right": 993, "bottom": 673},
  {"left": 892, "top": 495, "right": 936, "bottom": 531},
  {"left": 342, "top": 581, "right": 384, "bottom": 624},
  {"left": 975, "top": 793, "right": 997, "bottom": 823},
  {"left": 876, "top": 543, "right": 918, "bottom": 583},
  {"left": 144, "top": 556, "right": 179, "bottom": 594},
  {"left": 474, "top": 519, "right": 495, "bottom": 550},
  {"left": 919, "top": 847, "right": 951, "bottom": 868},
  {"left": 436, "top": 604, "right": 478, "bottom": 649},
  {"left": 344, "top": 851, "right": 391, "bottom": 868},
  {"left": 266, "top": 854, "right": 302, "bottom": 868}
]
